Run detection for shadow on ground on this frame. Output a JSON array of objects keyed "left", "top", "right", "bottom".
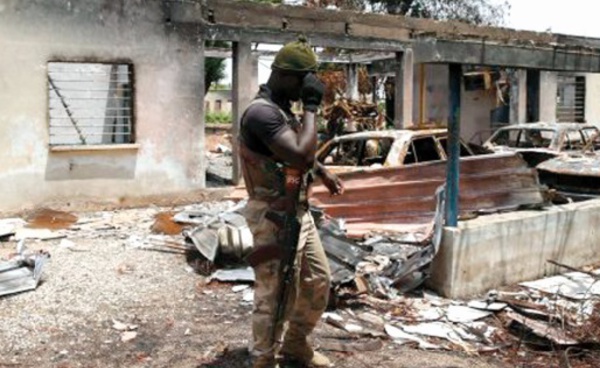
[{"left": 198, "top": 347, "right": 252, "bottom": 368}]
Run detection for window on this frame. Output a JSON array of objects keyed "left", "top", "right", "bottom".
[
  {"left": 215, "top": 100, "right": 222, "bottom": 112},
  {"left": 438, "top": 137, "right": 473, "bottom": 157},
  {"left": 48, "top": 62, "right": 134, "bottom": 146},
  {"left": 563, "top": 130, "right": 587, "bottom": 150},
  {"left": 411, "top": 137, "right": 442, "bottom": 163},
  {"left": 319, "top": 138, "right": 393, "bottom": 167},
  {"left": 490, "top": 129, "right": 555, "bottom": 148},
  {"left": 517, "top": 129, "right": 554, "bottom": 148},
  {"left": 557, "top": 75, "right": 586, "bottom": 123}
]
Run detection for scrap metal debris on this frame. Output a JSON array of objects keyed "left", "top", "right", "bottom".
[
  {"left": 320, "top": 185, "right": 445, "bottom": 298},
  {"left": 0, "top": 241, "right": 50, "bottom": 297}
]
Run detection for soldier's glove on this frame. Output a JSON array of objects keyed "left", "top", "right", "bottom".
[{"left": 301, "top": 73, "right": 324, "bottom": 113}]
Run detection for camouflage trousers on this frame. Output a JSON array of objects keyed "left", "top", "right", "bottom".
[{"left": 241, "top": 199, "right": 331, "bottom": 364}]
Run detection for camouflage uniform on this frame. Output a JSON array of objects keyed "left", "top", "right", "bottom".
[{"left": 239, "top": 98, "right": 331, "bottom": 367}]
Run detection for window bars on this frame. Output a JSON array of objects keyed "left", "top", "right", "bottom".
[{"left": 48, "top": 62, "right": 134, "bottom": 146}]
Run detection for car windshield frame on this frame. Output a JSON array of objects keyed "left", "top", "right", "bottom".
[{"left": 489, "top": 128, "right": 557, "bottom": 149}]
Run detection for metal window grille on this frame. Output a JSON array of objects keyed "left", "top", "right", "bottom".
[
  {"left": 48, "top": 62, "right": 134, "bottom": 146},
  {"left": 556, "top": 74, "right": 586, "bottom": 123}
]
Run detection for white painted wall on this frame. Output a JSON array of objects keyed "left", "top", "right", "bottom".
[
  {"left": 585, "top": 74, "right": 600, "bottom": 126},
  {"left": 0, "top": 0, "right": 205, "bottom": 213}
]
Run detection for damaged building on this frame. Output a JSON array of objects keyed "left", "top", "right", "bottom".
[{"left": 2, "top": 0, "right": 600, "bottom": 300}]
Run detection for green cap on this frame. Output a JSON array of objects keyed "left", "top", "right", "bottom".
[{"left": 272, "top": 35, "right": 318, "bottom": 72}]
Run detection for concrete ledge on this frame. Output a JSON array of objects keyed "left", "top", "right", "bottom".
[
  {"left": 429, "top": 199, "right": 600, "bottom": 299},
  {"left": 49, "top": 144, "right": 140, "bottom": 153}
]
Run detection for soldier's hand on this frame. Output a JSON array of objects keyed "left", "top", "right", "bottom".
[
  {"left": 322, "top": 170, "right": 344, "bottom": 196},
  {"left": 301, "top": 73, "right": 324, "bottom": 113}
]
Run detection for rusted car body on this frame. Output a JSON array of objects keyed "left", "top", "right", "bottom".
[
  {"left": 537, "top": 132, "right": 600, "bottom": 198},
  {"left": 317, "top": 129, "right": 475, "bottom": 173},
  {"left": 483, "top": 122, "right": 599, "bottom": 167},
  {"left": 310, "top": 129, "right": 545, "bottom": 237}
]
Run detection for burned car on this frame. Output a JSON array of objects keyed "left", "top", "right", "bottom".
[
  {"left": 316, "top": 129, "right": 476, "bottom": 173},
  {"left": 483, "top": 122, "right": 599, "bottom": 167},
  {"left": 537, "top": 131, "right": 600, "bottom": 199}
]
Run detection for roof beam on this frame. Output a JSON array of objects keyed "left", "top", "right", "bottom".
[
  {"left": 168, "top": 0, "right": 600, "bottom": 72},
  {"left": 414, "top": 39, "right": 600, "bottom": 73}
]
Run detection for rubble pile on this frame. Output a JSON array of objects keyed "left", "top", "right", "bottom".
[
  {"left": 318, "top": 272, "right": 600, "bottom": 365},
  {"left": 318, "top": 67, "right": 384, "bottom": 139}
]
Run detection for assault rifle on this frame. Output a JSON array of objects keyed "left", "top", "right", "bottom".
[{"left": 271, "top": 167, "right": 303, "bottom": 346}]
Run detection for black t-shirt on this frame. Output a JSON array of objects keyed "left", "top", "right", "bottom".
[{"left": 240, "top": 85, "right": 294, "bottom": 157}]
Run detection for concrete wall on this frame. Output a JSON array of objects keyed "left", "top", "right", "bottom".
[
  {"left": 585, "top": 74, "right": 600, "bottom": 125},
  {"left": 430, "top": 199, "right": 600, "bottom": 299},
  {"left": 413, "top": 64, "right": 449, "bottom": 126},
  {"left": 414, "top": 64, "right": 496, "bottom": 142},
  {"left": 539, "top": 71, "right": 558, "bottom": 122},
  {"left": 206, "top": 90, "right": 233, "bottom": 113},
  {"left": 460, "top": 83, "right": 497, "bottom": 143},
  {"left": 0, "top": 0, "right": 205, "bottom": 213}
]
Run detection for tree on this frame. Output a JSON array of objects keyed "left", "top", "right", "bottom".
[
  {"left": 305, "top": 0, "right": 510, "bottom": 26},
  {"left": 369, "top": 0, "right": 509, "bottom": 25},
  {"left": 205, "top": 41, "right": 228, "bottom": 94}
]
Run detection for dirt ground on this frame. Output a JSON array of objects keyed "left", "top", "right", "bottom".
[
  {"left": 0, "top": 204, "right": 516, "bottom": 368},
  {"left": 0, "top": 205, "right": 516, "bottom": 368}
]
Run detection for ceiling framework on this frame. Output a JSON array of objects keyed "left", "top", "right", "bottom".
[{"left": 169, "top": 0, "right": 600, "bottom": 72}]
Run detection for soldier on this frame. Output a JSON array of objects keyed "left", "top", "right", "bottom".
[{"left": 238, "top": 36, "right": 344, "bottom": 368}]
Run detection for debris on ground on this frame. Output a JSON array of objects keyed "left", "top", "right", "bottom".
[
  {"left": 0, "top": 241, "right": 50, "bottom": 297},
  {"left": 1, "top": 199, "right": 600, "bottom": 367}
]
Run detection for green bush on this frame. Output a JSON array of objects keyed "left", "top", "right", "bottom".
[{"left": 206, "top": 111, "right": 232, "bottom": 125}]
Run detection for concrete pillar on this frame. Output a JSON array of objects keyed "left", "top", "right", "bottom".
[
  {"left": 346, "top": 63, "right": 359, "bottom": 100},
  {"left": 197, "top": 39, "right": 206, "bottom": 188},
  {"left": 585, "top": 74, "right": 600, "bottom": 124},
  {"left": 393, "top": 49, "right": 414, "bottom": 129},
  {"left": 509, "top": 69, "right": 527, "bottom": 124},
  {"left": 231, "top": 41, "right": 253, "bottom": 185},
  {"left": 251, "top": 54, "right": 259, "bottom": 94},
  {"left": 539, "top": 71, "right": 557, "bottom": 122}
]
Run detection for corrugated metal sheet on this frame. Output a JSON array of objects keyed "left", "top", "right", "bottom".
[{"left": 310, "top": 152, "right": 545, "bottom": 237}]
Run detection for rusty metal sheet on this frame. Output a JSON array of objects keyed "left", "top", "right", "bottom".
[{"left": 311, "top": 153, "right": 544, "bottom": 237}]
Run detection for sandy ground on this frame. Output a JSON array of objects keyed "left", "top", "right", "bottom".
[{"left": 0, "top": 206, "right": 513, "bottom": 368}]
